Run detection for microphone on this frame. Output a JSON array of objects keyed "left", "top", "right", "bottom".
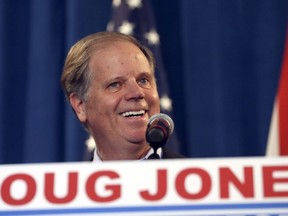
[{"left": 146, "top": 113, "right": 174, "bottom": 152}]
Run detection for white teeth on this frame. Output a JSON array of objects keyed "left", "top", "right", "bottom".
[{"left": 121, "top": 110, "right": 145, "bottom": 117}]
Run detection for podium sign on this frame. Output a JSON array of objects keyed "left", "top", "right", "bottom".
[{"left": 0, "top": 157, "right": 287, "bottom": 215}]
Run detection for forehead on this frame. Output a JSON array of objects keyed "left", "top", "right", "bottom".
[
  {"left": 89, "top": 41, "right": 151, "bottom": 71},
  {"left": 91, "top": 41, "right": 143, "bottom": 58}
]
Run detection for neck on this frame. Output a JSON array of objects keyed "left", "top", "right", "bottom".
[{"left": 97, "top": 143, "right": 151, "bottom": 161}]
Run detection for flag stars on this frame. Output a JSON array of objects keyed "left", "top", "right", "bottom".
[
  {"left": 106, "top": 21, "right": 115, "bottom": 31},
  {"left": 160, "top": 95, "right": 173, "bottom": 111},
  {"left": 118, "top": 21, "right": 135, "bottom": 35},
  {"left": 85, "top": 136, "right": 96, "bottom": 152},
  {"left": 113, "top": 0, "right": 122, "bottom": 7},
  {"left": 145, "top": 29, "right": 160, "bottom": 45},
  {"left": 126, "top": 0, "right": 142, "bottom": 9}
]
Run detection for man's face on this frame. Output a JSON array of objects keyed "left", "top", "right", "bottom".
[{"left": 78, "top": 41, "right": 160, "bottom": 150}]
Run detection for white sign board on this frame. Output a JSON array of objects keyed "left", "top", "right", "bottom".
[{"left": 0, "top": 157, "right": 287, "bottom": 215}]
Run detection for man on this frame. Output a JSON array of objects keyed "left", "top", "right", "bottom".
[{"left": 61, "top": 32, "right": 184, "bottom": 161}]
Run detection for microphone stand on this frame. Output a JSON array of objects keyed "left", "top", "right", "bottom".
[
  {"left": 147, "top": 147, "right": 160, "bottom": 159},
  {"left": 146, "top": 128, "right": 167, "bottom": 160}
]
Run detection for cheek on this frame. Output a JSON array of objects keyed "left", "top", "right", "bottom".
[
  {"left": 85, "top": 92, "right": 104, "bottom": 116},
  {"left": 87, "top": 93, "right": 121, "bottom": 115},
  {"left": 148, "top": 91, "right": 160, "bottom": 110}
]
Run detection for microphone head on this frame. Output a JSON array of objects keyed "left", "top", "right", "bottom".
[
  {"left": 148, "top": 113, "right": 174, "bottom": 135},
  {"left": 146, "top": 113, "right": 174, "bottom": 149}
]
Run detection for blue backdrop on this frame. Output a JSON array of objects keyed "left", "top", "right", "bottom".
[{"left": 0, "top": 0, "right": 287, "bottom": 163}]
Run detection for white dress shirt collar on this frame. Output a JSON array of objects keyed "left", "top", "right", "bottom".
[{"left": 93, "top": 147, "right": 162, "bottom": 162}]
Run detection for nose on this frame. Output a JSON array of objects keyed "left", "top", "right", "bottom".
[{"left": 124, "top": 80, "right": 145, "bottom": 101}]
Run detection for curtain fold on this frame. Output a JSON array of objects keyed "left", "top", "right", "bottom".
[{"left": 181, "top": 0, "right": 287, "bottom": 157}]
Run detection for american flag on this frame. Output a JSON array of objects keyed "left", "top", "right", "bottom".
[
  {"left": 266, "top": 28, "right": 288, "bottom": 156},
  {"left": 106, "top": 0, "right": 181, "bottom": 153}
]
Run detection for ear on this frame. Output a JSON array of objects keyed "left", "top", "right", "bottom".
[{"left": 69, "top": 93, "right": 87, "bottom": 123}]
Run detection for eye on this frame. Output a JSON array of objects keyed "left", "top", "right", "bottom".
[
  {"left": 138, "top": 78, "right": 150, "bottom": 86},
  {"left": 109, "top": 82, "right": 120, "bottom": 88},
  {"left": 107, "top": 82, "right": 122, "bottom": 91}
]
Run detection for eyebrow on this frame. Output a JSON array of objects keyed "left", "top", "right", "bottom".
[
  {"left": 102, "top": 70, "right": 155, "bottom": 86},
  {"left": 102, "top": 76, "right": 125, "bottom": 87},
  {"left": 138, "top": 71, "right": 155, "bottom": 79}
]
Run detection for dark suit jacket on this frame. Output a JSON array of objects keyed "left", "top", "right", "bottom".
[{"left": 162, "top": 147, "right": 186, "bottom": 159}]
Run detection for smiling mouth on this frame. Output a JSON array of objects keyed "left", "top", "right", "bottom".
[{"left": 120, "top": 110, "right": 146, "bottom": 118}]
